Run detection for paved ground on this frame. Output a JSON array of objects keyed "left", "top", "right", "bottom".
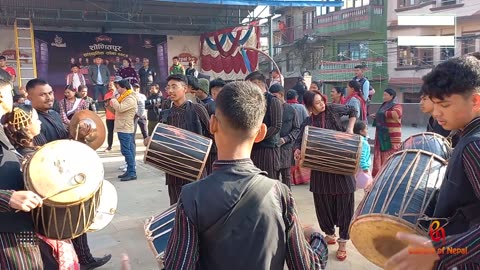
[{"left": 85, "top": 123, "right": 427, "bottom": 270}]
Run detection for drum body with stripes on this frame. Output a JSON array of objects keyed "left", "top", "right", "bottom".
[
  {"left": 350, "top": 149, "right": 447, "bottom": 267},
  {"left": 144, "top": 123, "right": 212, "bottom": 181},
  {"left": 300, "top": 126, "right": 361, "bottom": 175},
  {"left": 24, "top": 140, "right": 104, "bottom": 240},
  {"left": 145, "top": 205, "right": 176, "bottom": 266},
  {"left": 401, "top": 132, "right": 452, "bottom": 160}
]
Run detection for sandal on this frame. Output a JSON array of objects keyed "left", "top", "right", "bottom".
[
  {"left": 325, "top": 235, "right": 336, "bottom": 245},
  {"left": 336, "top": 249, "right": 347, "bottom": 261}
]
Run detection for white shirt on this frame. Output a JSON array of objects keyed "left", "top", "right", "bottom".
[{"left": 72, "top": 73, "right": 81, "bottom": 90}]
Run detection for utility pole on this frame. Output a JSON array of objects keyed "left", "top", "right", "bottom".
[{"left": 268, "top": 16, "right": 274, "bottom": 71}]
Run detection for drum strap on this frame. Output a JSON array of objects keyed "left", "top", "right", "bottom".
[{"left": 202, "top": 176, "right": 275, "bottom": 239}]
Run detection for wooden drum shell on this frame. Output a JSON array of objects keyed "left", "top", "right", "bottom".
[
  {"left": 300, "top": 126, "right": 362, "bottom": 175},
  {"left": 145, "top": 204, "right": 177, "bottom": 268},
  {"left": 144, "top": 123, "right": 212, "bottom": 181}
]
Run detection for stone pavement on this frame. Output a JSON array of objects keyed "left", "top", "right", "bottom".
[{"left": 86, "top": 124, "right": 427, "bottom": 270}]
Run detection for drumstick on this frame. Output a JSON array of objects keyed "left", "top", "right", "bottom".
[{"left": 16, "top": 174, "right": 87, "bottom": 213}]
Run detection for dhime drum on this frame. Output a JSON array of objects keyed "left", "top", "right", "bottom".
[
  {"left": 300, "top": 126, "right": 362, "bottom": 175},
  {"left": 145, "top": 204, "right": 177, "bottom": 267},
  {"left": 144, "top": 123, "right": 212, "bottom": 181},
  {"left": 87, "top": 180, "right": 118, "bottom": 232},
  {"left": 24, "top": 140, "right": 104, "bottom": 240},
  {"left": 350, "top": 149, "right": 447, "bottom": 267},
  {"left": 401, "top": 132, "right": 452, "bottom": 160}
]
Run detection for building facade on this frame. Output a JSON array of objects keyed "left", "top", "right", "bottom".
[
  {"left": 387, "top": 0, "right": 480, "bottom": 103},
  {"left": 271, "top": 0, "right": 388, "bottom": 102}
]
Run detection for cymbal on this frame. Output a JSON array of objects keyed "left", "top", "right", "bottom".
[{"left": 69, "top": 110, "right": 106, "bottom": 150}]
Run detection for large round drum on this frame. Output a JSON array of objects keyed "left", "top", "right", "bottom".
[
  {"left": 144, "top": 123, "right": 212, "bottom": 181},
  {"left": 300, "top": 126, "right": 361, "bottom": 175},
  {"left": 145, "top": 204, "right": 176, "bottom": 268},
  {"left": 87, "top": 180, "right": 118, "bottom": 232},
  {"left": 24, "top": 140, "right": 104, "bottom": 240},
  {"left": 350, "top": 149, "right": 447, "bottom": 267},
  {"left": 401, "top": 132, "right": 452, "bottom": 160}
]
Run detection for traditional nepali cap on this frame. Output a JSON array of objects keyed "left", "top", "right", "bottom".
[
  {"left": 133, "top": 83, "right": 140, "bottom": 88},
  {"left": 197, "top": 78, "right": 210, "bottom": 95}
]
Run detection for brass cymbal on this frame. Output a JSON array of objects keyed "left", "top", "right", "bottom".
[{"left": 69, "top": 110, "right": 106, "bottom": 150}]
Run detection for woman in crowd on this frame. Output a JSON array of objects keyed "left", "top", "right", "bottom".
[
  {"left": 344, "top": 80, "right": 367, "bottom": 121},
  {"left": 294, "top": 90, "right": 357, "bottom": 261},
  {"left": 59, "top": 85, "right": 88, "bottom": 126},
  {"left": 3, "top": 104, "right": 79, "bottom": 269},
  {"left": 103, "top": 81, "right": 116, "bottom": 152},
  {"left": 116, "top": 58, "right": 139, "bottom": 85},
  {"left": 371, "top": 88, "right": 403, "bottom": 177}
]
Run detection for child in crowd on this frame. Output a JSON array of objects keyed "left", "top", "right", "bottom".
[{"left": 353, "top": 121, "right": 373, "bottom": 192}]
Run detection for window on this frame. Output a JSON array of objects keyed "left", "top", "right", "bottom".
[
  {"left": 403, "top": 92, "right": 422, "bottom": 103},
  {"left": 286, "top": 52, "right": 294, "bottom": 72},
  {"left": 440, "top": 0, "right": 458, "bottom": 6},
  {"left": 440, "top": 47, "right": 455, "bottom": 61},
  {"left": 337, "top": 42, "right": 369, "bottom": 61},
  {"left": 303, "top": 10, "right": 314, "bottom": 30},
  {"left": 462, "top": 36, "right": 476, "bottom": 55},
  {"left": 398, "top": 0, "right": 429, "bottom": 8},
  {"left": 398, "top": 46, "right": 433, "bottom": 67}
]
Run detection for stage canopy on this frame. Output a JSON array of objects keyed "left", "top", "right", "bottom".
[{"left": 153, "top": 0, "right": 344, "bottom": 7}]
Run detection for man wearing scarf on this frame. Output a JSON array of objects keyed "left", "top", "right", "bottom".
[
  {"left": 27, "top": 79, "right": 112, "bottom": 270},
  {"left": 110, "top": 79, "right": 138, "bottom": 182},
  {"left": 371, "top": 88, "right": 402, "bottom": 177}
]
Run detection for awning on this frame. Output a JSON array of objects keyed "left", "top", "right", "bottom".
[{"left": 153, "top": 0, "right": 344, "bottom": 7}]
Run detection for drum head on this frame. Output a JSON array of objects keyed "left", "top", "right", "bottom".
[
  {"left": 26, "top": 140, "right": 104, "bottom": 203},
  {"left": 88, "top": 180, "right": 117, "bottom": 232},
  {"left": 350, "top": 214, "right": 428, "bottom": 267}
]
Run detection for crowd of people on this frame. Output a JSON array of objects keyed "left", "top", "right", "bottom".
[{"left": 0, "top": 52, "right": 479, "bottom": 270}]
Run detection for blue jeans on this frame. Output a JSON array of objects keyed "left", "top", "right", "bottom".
[
  {"left": 93, "top": 84, "right": 107, "bottom": 101},
  {"left": 118, "top": 132, "right": 136, "bottom": 176}
]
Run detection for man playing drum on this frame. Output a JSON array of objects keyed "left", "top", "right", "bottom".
[
  {"left": 144, "top": 74, "right": 210, "bottom": 205},
  {"left": 245, "top": 71, "right": 283, "bottom": 179},
  {"left": 386, "top": 53, "right": 480, "bottom": 269},
  {"left": 164, "top": 81, "right": 328, "bottom": 270},
  {"left": 27, "top": 79, "right": 111, "bottom": 270},
  {"left": 0, "top": 70, "right": 45, "bottom": 269}
]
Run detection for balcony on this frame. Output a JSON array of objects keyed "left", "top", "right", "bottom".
[
  {"left": 311, "top": 5, "right": 385, "bottom": 36},
  {"left": 311, "top": 58, "right": 386, "bottom": 82}
]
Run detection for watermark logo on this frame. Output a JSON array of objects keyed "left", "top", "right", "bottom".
[{"left": 408, "top": 221, "right": 468, "bottom": 255}]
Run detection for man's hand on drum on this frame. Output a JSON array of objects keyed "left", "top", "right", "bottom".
[
  {"left": 78, "top": 122, "right": 92, "bottom": 137},
  {"left": 385, "top": 232, "right": 439, "bottom": 270},
  {"left": 294, "top": 149, "right": 301, "bottom": 161},
  {"left": 9, "top": 190, "right": 43, "bottom": 212}
]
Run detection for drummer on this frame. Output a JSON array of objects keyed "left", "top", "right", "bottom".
[
  {"left": 387, "top": 53, "right": 480, "bottom": 269},
  {"left": 26, "top": 78, "right": 112, "bottom": 269},
  {"left": 3, "top": 104, "right": 80, "bottom": 269},
  {"left": 144, "top": 74, "right": 211, "bottom": 205},
  {"left": 293, "top": 90, "right": 357, "bottom": 261},
  {"left": 164, "top": 81, "right": 328, "bottom": 269},
  {"left": 0, "top": 70, "right": 44, "bottom": 269},
  {"left": 245, "top": 71, "right": 283, "bottom": 179},
  {"left": 420, "top": 94, "right": 459, "bottom": 147}
]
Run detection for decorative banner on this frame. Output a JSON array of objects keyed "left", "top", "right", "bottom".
[
  {"left": 34, "top": 31, "right": 167, "bottom": 97},
  {"left": 200, "top": 23, "right": 259, "bottom": 81}
]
